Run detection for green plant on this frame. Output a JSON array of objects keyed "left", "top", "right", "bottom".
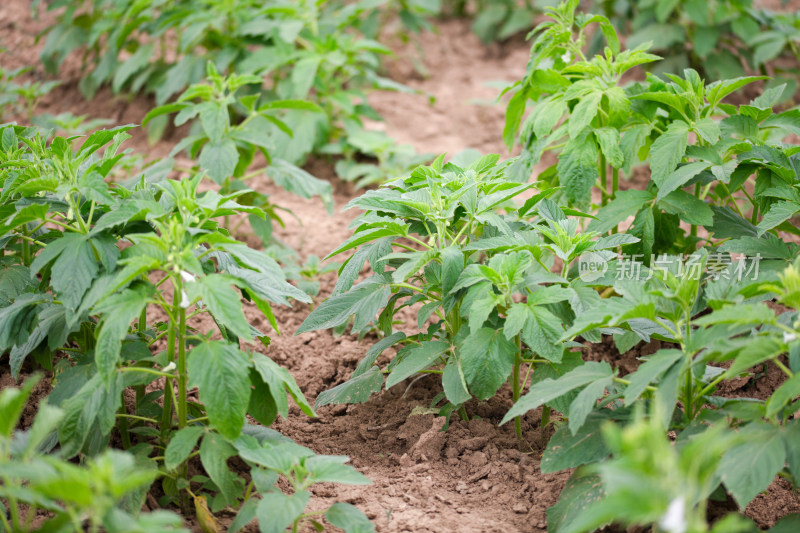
[
  {"left": 549, "top": 401, "right": 751, "bottom": 533},
  {"left": 502, "top": 251, "right": 800, "bottom": 531},
  {"left": 282, "top": 254, "right": 342, "bottom": 299},
  {"left": 441, "top": 0, "right": 541, "bottom": 43},
  {"left": 0, "top": 376, "right": 186, "bottom": 533},
  {"left": 602, "top": 0, "right": 800, "bottom": 96},
  {"left": 297, "top": 155, "right": 639, "bottom": 438},
  {"left": 0, "top": 124, "right": 374, "bottom": 531},
  {"left": 331, "top": 127, "right": 433, "bottom": 188},
  {"left": 40, "top": 0, "right": 414, "bottom": 159},
  {"left": 144, "top": 64, "right": 333, "bottom": 247},
  {"left": 505, "top": 1, "right": 800, "bottom": 260},
  {"left": 502, "top": 0, "right": 660, "bottom": 209},
  {"left": 0, "top": 62, "right": 58, "bottom": 123}
]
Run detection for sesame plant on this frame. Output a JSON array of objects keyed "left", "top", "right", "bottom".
[
  {"left": 605, "top": 0, "right": 800, "bottom": 95},
  {"left": 441, "top": 0, "right": 541, "bottom": 44},
  {"left": 511, "top": 253, "right": 800, "bottom": 532},
  {"left": 297, "top": 155, "right": 639, "bottom": 438},
  {"left": 0, "top": 376, "right": 187, "bottom": 533},
  {"left": 0, "top": 124, "right": 374, "bottom": 531},
  {"left": 331, "top": 127, "right": 433, "bottom": 188},
  {"left": 143, "top": 64, "right": 333, "bottom": 247},
  {"left": 505, "top": 0, "right": 800, "bottom": 261},
  {"left": 38, "top": 0, "right": 417, "bottom": 166}
]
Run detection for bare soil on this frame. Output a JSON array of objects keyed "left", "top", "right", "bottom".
[{"left": 2, "top": 1, "right": 800, "bottom": 531}]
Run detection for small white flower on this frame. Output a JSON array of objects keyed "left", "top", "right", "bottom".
[
  {"left": 561, "top": 51, "right": 571, "bottom": 63},
  {"left": 784, "top": 331, "right": 797, "bottom": 343},
  {"left": 163, "top": 362, "right": 176, "bottom": 373},
  {"left": 659, "top": 497, "right": 687, "bottom": 533},
  {"left": 179, "top": 289, "right": 190, "bottom": 309},
  {"left": 180, "top": 270, "right": 196, "bottom": 283}
]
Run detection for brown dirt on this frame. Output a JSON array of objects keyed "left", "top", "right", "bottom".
[{"left": 3, "top": 1, "right": 800, "bottom": 532}]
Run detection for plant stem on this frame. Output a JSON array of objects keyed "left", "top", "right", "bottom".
[
  {"left": 611, "top": 166, "right": 619, "bottom": 199},
  {"left": 177, "top": 302, "right": 188, "bottom": 430},
  {"left": 512, "top": 334, "right": 523, "bottom": 440},
  {"left": 118, "top": 391, "right": 131, "bottom": 449},
  {"left": 690, "top": 183, "right": 700, "bottom": 238},
  {"left": 599, "top": 153, "right": 608, "bottom": 207},
  {"left": 117, "top": 414, "right": 159, "bottom": 424},
  {"left": 540, "top": 406, "right": 551, "bottom": 445},
  {"left": 161, "top": 308, "right": 177, "bottom": 442}
]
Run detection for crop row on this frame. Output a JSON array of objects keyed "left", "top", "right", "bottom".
[{"left": 2, "top": 1, "right": 800, "bottom": 532}]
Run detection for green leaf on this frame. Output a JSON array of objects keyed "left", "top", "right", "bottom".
[
  {"left": 587, "top": 190, "right": 653, "bottom": 234},
  {"left": 251, "top": 353, "right": 315, "bottom": 418},
  {"left": 290, "top": 56, "right": 322, "bottom": 98},
  {"left": 721, "top": 423, "right": 785, "bottom": 508},
  {"left": 707, "top": 76, "right": 770, "bottom": 107},
  {"left": 188, "top": 341, "right": 251, "bottom": 440},
  {"left": 460, "top": 328, "right": 516, "bottom": 401},
  {"left": 594, "top": 127, "right": 623, "bottom": 168},
  {"left": 569, "top": 91, "right": 603, "bottom": 137},
  {"left": 547, "top": 472, "right": 606, "bottom": 533},
  {"left": 0, "top": 265, "right": 35, "bottom": 308},
  {"left": 442, "top": 355, "right": 471, "bottom": 406},
  {"left": 658, "top": 190, "right": 714, "bottom": 226},
  {"left": 0, "top": 377, "right": 38, "bottom": 437},
  {"left": 541, "top": 416, "right": 611, "bottom": 473},
  {"left": 58, "top": 373, "right": 122, "bottom": 457},
  {"left": 165, "top": 426, "right": 205, "bottom": 471},
  {"left": 269, "top": 159, "right": 333, "bottom": 214},
  {"left": 325, "top": 503, "right": 375, "bottom": 533},
  {"left": 649, "top": 120, "right": 689, "bottom": 188},
  {"left": 200, "top": 102, "right": 229, "bottom": 142},
  {"left": 305, "top": 455, "right": 371, "bottom": 485},
  {"left": 93, "top": 285, "right": 152, "bottom": 383},
  {"left": 623, "top": 349, "right": 683, "bottom": 404},
  {"left": 523, "top": 306, "right": 565, "bottom": 363},
  {"left": 386, "top": 341, "right": 450, "bottom": 389},
  {"left": 199, "top": 139, "right": 239, "bottom": 183},
  {"left": 501, "top": 362, "right": 613, "bottom": 424},
  {"left": 257, "top": 491, "right": 311, "bottom": 533},
  {"left": 193, "top": 274, "right": 252, "bottom": 341},
  {"left": 325, "top": 228, "right": 407, "bottom": 260},
  {"left": 694, "top": 304, "right": 775, "bottom": 327},
  {"left": 533, "top": 99, "right": 567, "bottom": 139},
  {"left": 568, "top": 376, "right": 612, "bottom": 435},
  {"left": 503, "top": 86, "right": 528, "bottom": 149},
  {"left": 296, "top": 278, "right": 390, "bottom": 334},
  {"left": 231, "top": 497, "right": 259, "bottom": 533},
  {"left": 199, "top": 432, "right": 241, "bottom": 506},
  {"left": 503, "top": 303, "right": 529, "bottom": 340},
  {"left": 693, "top": 117, "right": 721, "bottom": 144},
  {"left": 31, "top": 232, "right": 98, "bottom": 311},
  {"left": 656, "top": 161, "right": 711, "bottom": 199},
  {"left": 758, "top": 201, "right": 800, "bottom": 236},
  {"left": 766, "top": 373, "right": 800, "bottom": 418},
  {"left": 558, "top": 131, "right": 599, "bottom": 208},
  {"left": 316, "top": 366, "right": 384, "bottom": 407}
]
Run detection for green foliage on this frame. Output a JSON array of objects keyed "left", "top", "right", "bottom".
[
  {"left": 332, "top": 128, "right": 433, "bottom": 188},
  {"left": 298, "top": 155, "right": 638, "bottom": 437},
  {"left": 0, "top": 60, "right": 59, "bottom": 123},
  {"left": 440, "top": 0, "right": 541, "bottom": 43},
  {"left": 605, "top": 0, "right": 800, "bottom": 95},
  {"left": 39, "top": 0, "right": 416, "bottom": 169},
  {"left": 0, "top": 124, "right": 373, "bottom": 531},
  {"left": 522, "top": 252, "right": 800, "bottom": 531},
  {"left": 144, "top": 64, "right": 333, "bottom": 246},
  {"left": 0, "top": 376, "right": 186, "bottom": 532},
  {"left": 505, "top": 0, "right": 800, "bottom": 260}
]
